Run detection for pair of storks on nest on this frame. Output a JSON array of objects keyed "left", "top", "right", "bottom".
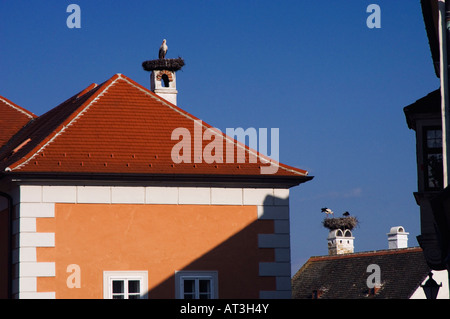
[{"left": 321, "top": 207, "right": 350, "bottom": 217}]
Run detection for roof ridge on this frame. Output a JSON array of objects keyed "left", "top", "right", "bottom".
[
  {"left": 0, "top": 95, "right": 36, "bottom": 119},
  {"left": 308, "top": 247, "right": 423, "bottom": 262},
  {"left": 76, "top": 83, "right": 98, "bottom": 99}
]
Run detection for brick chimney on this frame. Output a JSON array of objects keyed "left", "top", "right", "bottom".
[
  {"left": 387, "top": 226, "right": 409, "bottom": 249},
  {"left": 327, "top": 229, "right": 354, "bottom": 255}
]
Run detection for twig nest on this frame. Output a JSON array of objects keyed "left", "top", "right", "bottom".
[
  {"left": 322, "top": 216, "right": 359, "bottom": 231},
  {"left": 142, "top": 58, "right": 185, "bottom": 71}
]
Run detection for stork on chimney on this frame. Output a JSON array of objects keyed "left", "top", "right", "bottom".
[{"left": 142, "top": 40, "right": 185, "bottom": 106}]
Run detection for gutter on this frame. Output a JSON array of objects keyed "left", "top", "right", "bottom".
[
  {"left": 1, "top": 171, "right": 314, "bottom": 189},
  {"left": 0, "top": 192, "right": 13, "bottom": 299}
]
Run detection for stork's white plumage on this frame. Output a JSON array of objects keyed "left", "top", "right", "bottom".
[
  {"left": 159, "top": 39, "right": 168, "bottom": 59},
  {"left": 321, "top": 207, "right": 334, "bottom": 215}
]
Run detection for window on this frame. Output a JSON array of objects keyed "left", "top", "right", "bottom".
[
  {"left": 175, "top": 271, "right": 218, "bottom": 299},
  {"left": 182, "top": 278, "right": 212, "bottom": 299},
  {"left": 161, "top": 74, "right": 170, "bottom": 87},
  {"left": 311, "top": 289, "right": 323, "bottom": 299},
  {"left": 111, "top": 278, "right": 141, "bottom": 299},
  {"left": 103, "top": 271, "right": 148, "bottom": 299},
  {"left": 423, "top": 127, "right": 443, "bottom": 190}
]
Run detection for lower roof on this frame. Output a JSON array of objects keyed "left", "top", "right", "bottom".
[{"left": 292, "top": 247, "right": 431, "bottom": 299}]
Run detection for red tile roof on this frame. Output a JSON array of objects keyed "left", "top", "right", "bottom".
[
  {"left": 0, "top": 96, "right": 36, "bottom": 149},
  {"left": 0, "top": 74, "right": 311, "bottom": 185}
]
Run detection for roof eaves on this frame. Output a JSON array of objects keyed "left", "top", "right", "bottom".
[{"left": 0, "top": 171, "right": 313, "bottom": 188}]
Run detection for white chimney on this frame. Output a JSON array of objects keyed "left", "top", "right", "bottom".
[
  {"left": 142, "top": 50, "right": 185, "bottom": 106},
  {"left": 150, "top": 69, "right": 178, "bottom": 105},
  {"left": 387, "top": 226, "right": 409, "bottom": 249},
  {"left": 327, "top": 229, "right": 354, "bottom": 255}
]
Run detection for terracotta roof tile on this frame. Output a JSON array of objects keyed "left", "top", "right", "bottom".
[
  {"left": 0, "top": 96, "right": 36, "bottom": 149},
  {"left": 0, "top": 74, "right": 311, "bottom": 184}
]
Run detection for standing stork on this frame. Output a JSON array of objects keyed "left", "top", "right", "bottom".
[{"left": 159, "top": 39, "right": 168, "bottom": 59}]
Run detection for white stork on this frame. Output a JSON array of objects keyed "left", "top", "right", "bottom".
[
  {"left": 159, "top": 39, "right": 168, "bottom": 59},
  {"left": 321, "top": 207, "right": 334, "bottom": 216}
]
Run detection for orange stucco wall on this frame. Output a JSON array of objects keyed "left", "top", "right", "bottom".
[{"left": 36, "top": 203, "right": 275, "bottom": 298}]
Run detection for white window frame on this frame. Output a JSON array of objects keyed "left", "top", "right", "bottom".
[
  {"left": 103, "top": 271, "right": 148, "bottom": 299},
  {"left": 175, "top": 271, "right": 218, "bottom": 299}
]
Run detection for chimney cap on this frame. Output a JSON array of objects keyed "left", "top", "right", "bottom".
[
  {"left": 327, "top": 229, "right": 354, "bottom": 239},
  {"left": 387, "top": 226, "right": 409, "bottom": 235}
]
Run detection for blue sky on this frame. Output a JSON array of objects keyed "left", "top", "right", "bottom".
[{"left": 0, "top": 1, "right": 439, "bottom": 274}]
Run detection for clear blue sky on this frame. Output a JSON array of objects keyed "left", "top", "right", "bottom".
[{"left": 0, "top": 1, "right": 439, "bottom": 275}]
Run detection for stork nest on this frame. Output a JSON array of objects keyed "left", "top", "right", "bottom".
[
  {"left": 322, "top": 216, "right": 359, "bottom": 231},
  {"left": 142, "top": 57, "right": 185, "bottom": 71}
]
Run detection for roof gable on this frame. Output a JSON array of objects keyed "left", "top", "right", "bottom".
[
  {"left": 403, "top": 89, "right": 440, "bottom": 130},
  {"left": 0, "top": 74, "right": 310, "bottom": 184},
  {"left": 292, "top": 247, "right": 430, "bottom": 299},
  {"left": 0, "top": 96, "right": 36, "bottom": 149}
]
